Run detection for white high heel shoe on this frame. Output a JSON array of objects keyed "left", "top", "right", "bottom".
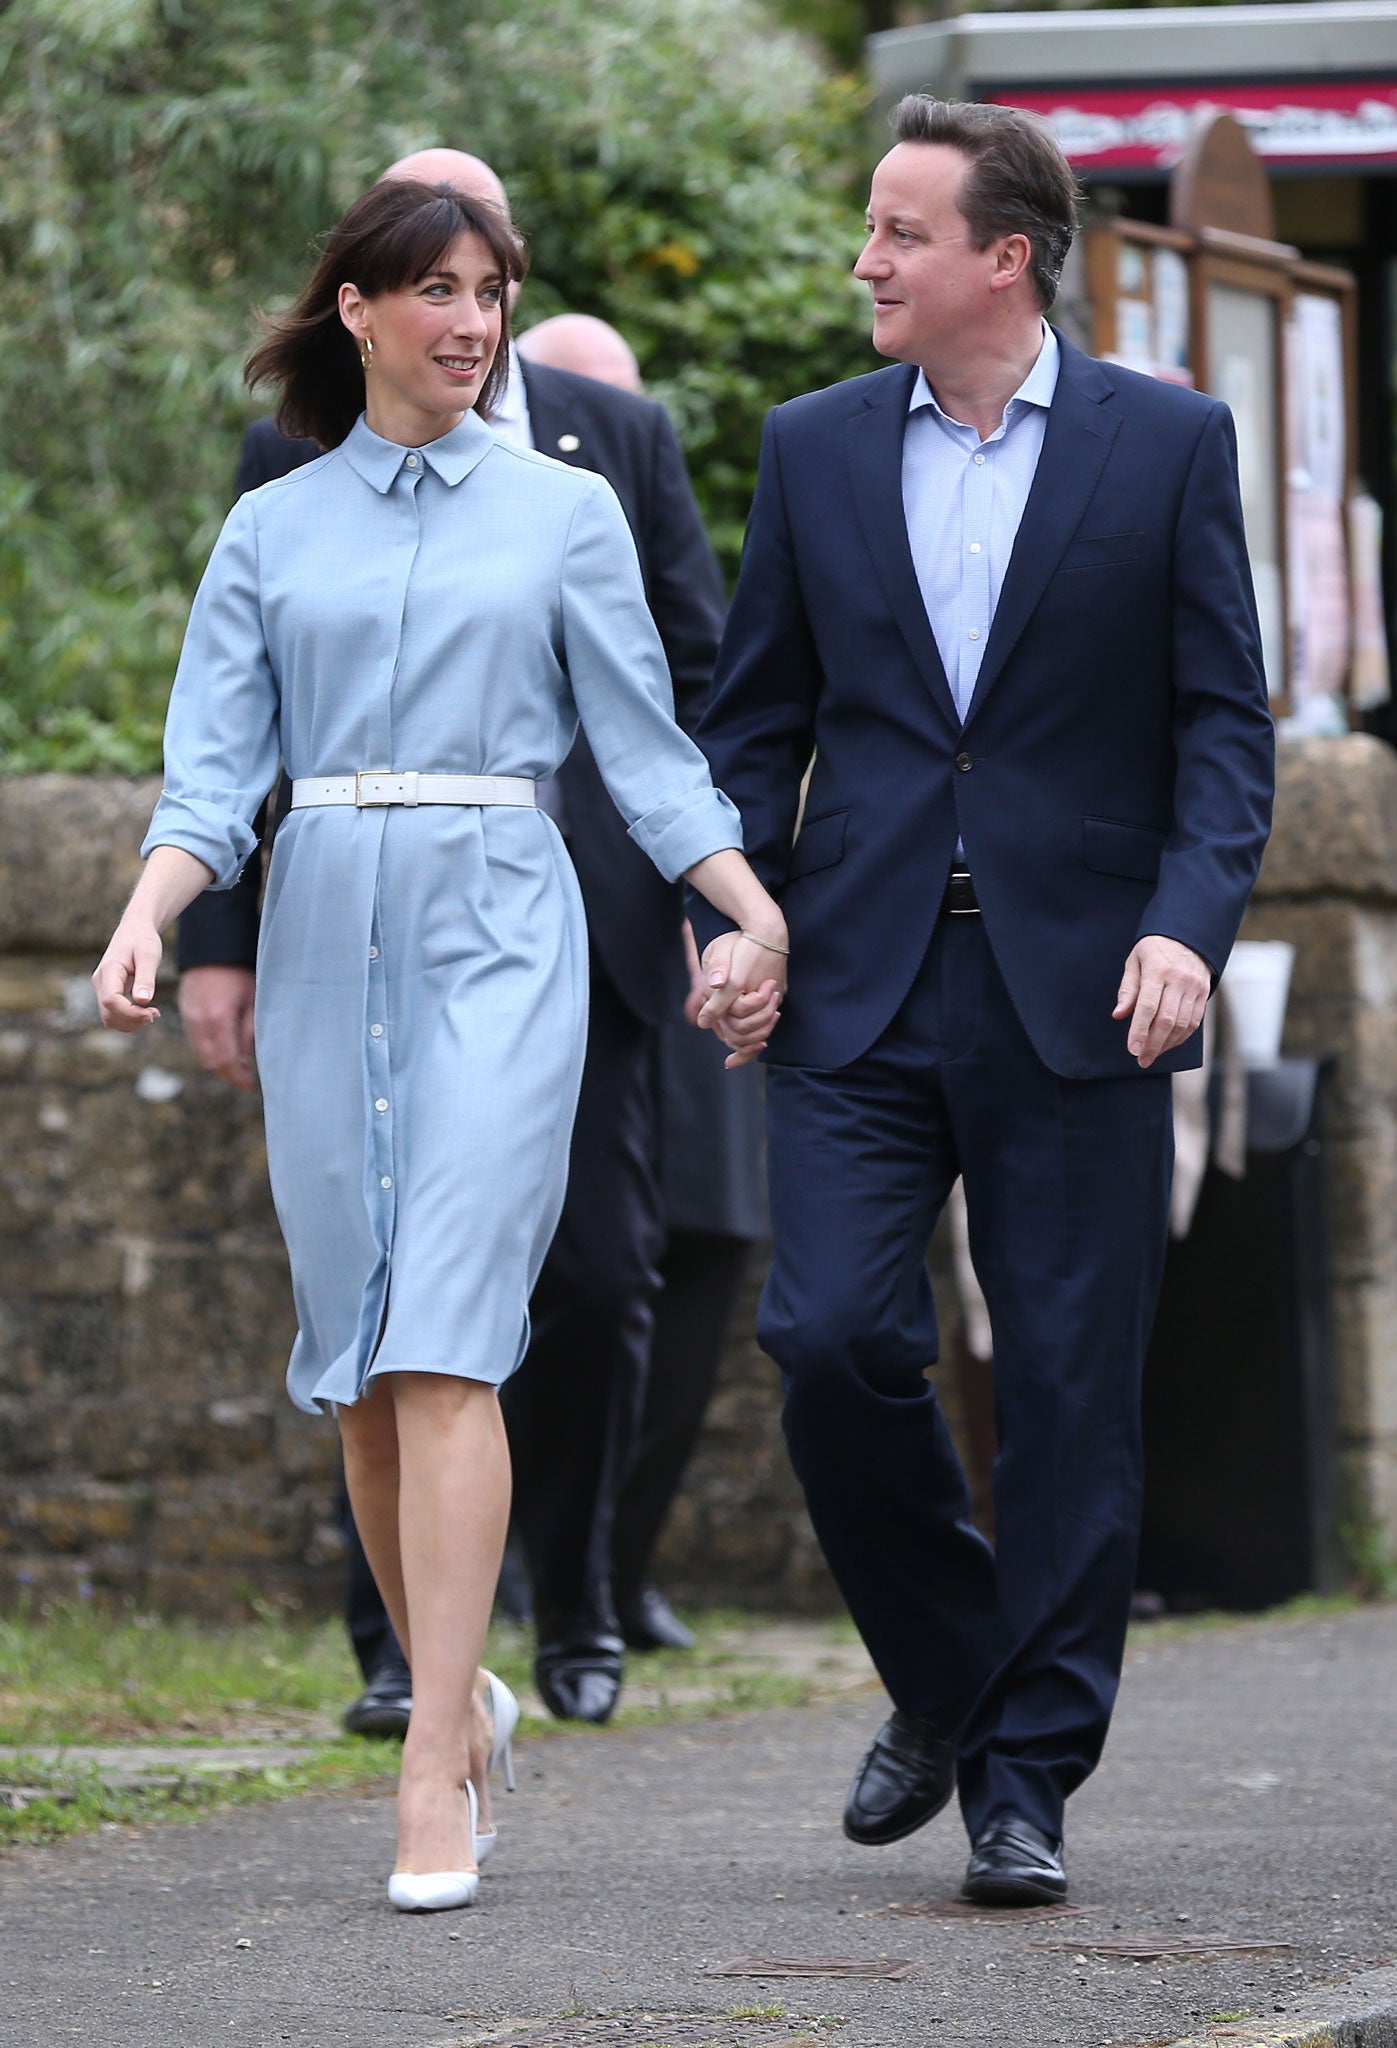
[
  {"left": 484, "top": 1669, "right": 519, "bottom": 1790},
  {"left": 387, "top": 1780, "right": 479, "bottom": 1913},
  {"left": 473, "top": 1670, "right": 520, "bottom": 1866}
]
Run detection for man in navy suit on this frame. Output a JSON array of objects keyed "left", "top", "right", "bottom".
[{"left": 690, "top": 97, "right": 1274, "bottom": 1903}]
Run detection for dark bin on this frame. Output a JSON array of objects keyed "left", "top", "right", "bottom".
[{"left": 1138, "top": 1057, "right": 1344, "bottom": 1610}]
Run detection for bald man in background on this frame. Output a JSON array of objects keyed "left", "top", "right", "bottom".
[
  {"left": 518, "top": 313, "right": 643, "bottom": 388},
  {"left": 178, "top": 150, "right": 731, "bottom": 1728},
  {"left": 516, "top": 314, "right": 767, "bottom": 1665}
]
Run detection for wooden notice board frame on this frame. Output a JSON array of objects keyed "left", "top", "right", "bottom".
[{"left": 1084, "top": 112, "right": 1360, "bottom": 720}]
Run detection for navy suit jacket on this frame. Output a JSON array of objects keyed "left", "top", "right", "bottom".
[
  {"left": 689, "top": 332, "right": 1275, "bottom": 1080},
  {"left": 179, "top": 361, "right": 726, "bottom": 1028}
]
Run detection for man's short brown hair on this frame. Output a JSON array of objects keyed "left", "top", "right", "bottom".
[{"left": 890, "top": 96, "right": 1078, "bottom": 310}]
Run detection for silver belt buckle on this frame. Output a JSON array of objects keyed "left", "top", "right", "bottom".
[{"left": 355, "top": 770, "right": 399, "bottom": 807}]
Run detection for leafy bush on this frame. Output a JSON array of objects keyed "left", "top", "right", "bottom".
[{"left": 0, "top": 0, "right": 874, "bottom": 770}]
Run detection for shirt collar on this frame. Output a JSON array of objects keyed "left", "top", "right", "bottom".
[
  {"left": 488, "top": 342, "right": 532, "bottom": 443},
  {"left": 908, "top": 322, "right": 1060, "bottom": 428},
  {"left": 340, "top": 408, "right": 497, "bottom": 494}
]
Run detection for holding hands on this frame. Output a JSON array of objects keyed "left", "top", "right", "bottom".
[
  {"left": 681, "top": 848, "right": 788, "bottom": 1069},
  {"left": 698, "top": 928, "right": 787, "bottom": 1067}
]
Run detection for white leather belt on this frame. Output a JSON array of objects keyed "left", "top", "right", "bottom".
[{"left": 290, "top": 772, "right": 537, "bottom": 810}]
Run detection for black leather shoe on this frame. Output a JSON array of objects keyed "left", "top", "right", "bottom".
[
  {"left": 962, "top": 1816, "right": 1067, "bottom": 1905},
  {"left": 342, "top": 1653, "right": 412, "bottom": 1739},
  {"left": 843, "top": 1710, "right": 958, "bottom": 1845},
  {"left": 616, "top": 1586, "right": 696, "bottom": 1653},
  {"left": 534, "top": 1632, "right": 625, "bottom": 1723}
]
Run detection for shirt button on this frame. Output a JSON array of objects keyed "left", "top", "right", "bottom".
[
  {"left": 969, "top": 542, "right": 982, "bottom": 555},
  {"left": 369, "top": 946, "right": 379, "bottom": 960},
  {"left": 973, "top": 452, "right": 986, "bottom": 465},
  {"left": 405, "top": 454, "right": 420, "bottom": 470},
  {"left": 968, "top": 628, "right": 981, "bottom": 642},
  {"left": 375, "top": 1098, "right": 388, "bottom": 1113},
  {"left": 380, "top": 1175, "right": 393, "bottom": 1190},
  {"left": 370, "top": 1023, "right": 384, "bottom": 1038},
  {"left": 956, "top": 752, "right": 974, "bottom": 773}
]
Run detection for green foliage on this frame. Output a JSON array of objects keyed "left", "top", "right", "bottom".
[{"left": 0, "top": 0, "right": 874, "bottom": 771}]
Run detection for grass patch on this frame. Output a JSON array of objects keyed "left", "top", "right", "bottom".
[
  {"left": 1125, "top": 1591, "right": 1366, "bottom": 1650},
  {"left": 0, "top": 1598, "right": 362, "bottom": 1747},
  {"left": 0, "top": 1741, "right": 399, "bottom": 1850},
  {"left": 0, "top": 1600, "right": 858, "bottom": 1848}
]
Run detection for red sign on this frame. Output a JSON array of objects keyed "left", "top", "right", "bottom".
[{"left": 990, "top": 82, "right": 1397, "bottom": 169}]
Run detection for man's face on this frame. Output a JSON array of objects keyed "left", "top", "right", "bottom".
[{"left": 854, "top": 143, "right": 1002, "bottom": 368}]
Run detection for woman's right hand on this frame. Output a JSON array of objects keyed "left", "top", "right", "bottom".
[{"left": 92, "top": 918, "right": 164, "bottom": 1032}]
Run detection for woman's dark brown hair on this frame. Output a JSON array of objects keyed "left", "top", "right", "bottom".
[{"left": 246, "top": 180, "right": 528, "bottom": 449}]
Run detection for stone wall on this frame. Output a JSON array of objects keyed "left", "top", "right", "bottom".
[
  {"left": 0, "top": 776, "right": 834, "bottom": 1616},
  {"left": 1242, "top": 734, "right": 1397, "bottom": 1550},
  {"left": 2, "top": 742, "right": 1395, "bottom": 1616},
  {"left": 0, "top": 777, "right": 337, "bottom": 1615}
]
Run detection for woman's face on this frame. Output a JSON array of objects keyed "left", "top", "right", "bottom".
[{"left": 339, "top": 229, "right": 505, "bottom": 443}]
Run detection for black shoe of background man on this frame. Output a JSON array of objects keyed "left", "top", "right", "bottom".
[
  {"left": 961, "top": 1815, "right": 1067, "bottom": 1905},
  {"left": 616, "top": 1585, "right": 696, "bottom": 1653},
  {"left": 843, "top": 1709, "right": 959, "bottom": 1845},
  {"left": 534, "top": 1624, "right": 625, "bottom": 1724},
  {"left": 342, "top": 1650, "right": 413, "bottom": 1740}
]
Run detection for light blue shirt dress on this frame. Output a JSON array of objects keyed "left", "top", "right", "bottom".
[{"left": 142, "top": 410, "right": 742, "bottom": 1414}]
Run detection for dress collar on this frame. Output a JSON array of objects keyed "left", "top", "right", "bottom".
[{"left": 340, "top": 409, "right": 497, "bottom": 494}]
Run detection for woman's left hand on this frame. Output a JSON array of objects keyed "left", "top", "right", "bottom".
[{"left": 697, "top": 929, "right": 787, "bottom": 1068}]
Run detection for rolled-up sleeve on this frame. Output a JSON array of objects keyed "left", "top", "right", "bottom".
[
  {"left": 140, "top": 494, "right": 280, "bottom": 891},
  {"left": 559, "top": 478, "right": 742, "bottom": 882}
]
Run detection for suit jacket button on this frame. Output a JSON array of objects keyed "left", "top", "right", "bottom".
[{"left": 956, "top": 751, "right": 973, "bottom": 772}]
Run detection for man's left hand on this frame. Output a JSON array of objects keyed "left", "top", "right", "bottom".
[{"left": 1114, "top": 935, "right": 1212, "bottom": 1070}]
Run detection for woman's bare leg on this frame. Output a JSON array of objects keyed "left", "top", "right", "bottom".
[
  {"left": 338, "top": 1372, "right": 510, "bottom": 1870},
  {"left": 338, "top": 1380, "right": 410, "bottom": 1653}
]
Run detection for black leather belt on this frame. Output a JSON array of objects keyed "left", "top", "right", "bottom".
[{"left": 943, "top": 865, "right": 981, "bottom": 915}]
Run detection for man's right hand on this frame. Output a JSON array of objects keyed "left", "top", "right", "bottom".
[{"left": 178, "top": 965, "right": 257, "bottom": 1092}]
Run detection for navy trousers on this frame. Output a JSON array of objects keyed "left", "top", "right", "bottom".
[{"left": 762, "top": 912, "right": 1173, "bottom": 1841}]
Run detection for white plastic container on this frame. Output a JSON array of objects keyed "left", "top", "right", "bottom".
[{"left": 1221, "top": 940, "right": 1296, "bottom": 1068}]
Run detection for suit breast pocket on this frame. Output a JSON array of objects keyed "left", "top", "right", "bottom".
[
  {"left": 1082, "top": 815, "right": 1167, "bottom": 883},
  {"left": 1057, "top": 532, "right": 1145, "bottom": 574},
  {"left": 787, "top": 808, "right": 848, "bottom": 882}
]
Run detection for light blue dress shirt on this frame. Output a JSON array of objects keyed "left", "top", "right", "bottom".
[
  {"left": 902, "top": 325, "right": 1060, "bottom": 724},
  {"left": 143, "top": 411, "right": 740, "bottom": 1413},
  {"left": 489, "top": 341, "right": 534, "bottom": 449}
]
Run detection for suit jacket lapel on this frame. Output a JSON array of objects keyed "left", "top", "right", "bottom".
[
  {"left": 963, "top": 340, "right": 1121, "bottom": 726},
  {"left": 845, "top": 367, "right": 960, "bottom": 733}
]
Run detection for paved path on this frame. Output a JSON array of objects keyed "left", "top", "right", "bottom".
[{"left": 2, "top": 1605, "right": 1396, "bottom": 2048}]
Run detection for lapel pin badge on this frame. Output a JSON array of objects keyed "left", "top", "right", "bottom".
[{"left": 557, "top": 434, "right": 581, "bottom": 452}]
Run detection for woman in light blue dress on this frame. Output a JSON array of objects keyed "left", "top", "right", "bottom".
[{"left": 93, "top": 178, "right": 788, "bottom": 1913}]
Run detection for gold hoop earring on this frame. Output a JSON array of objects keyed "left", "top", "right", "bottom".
[{"left": 360, "top": 335, "right": 374, "bottom": 372}]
